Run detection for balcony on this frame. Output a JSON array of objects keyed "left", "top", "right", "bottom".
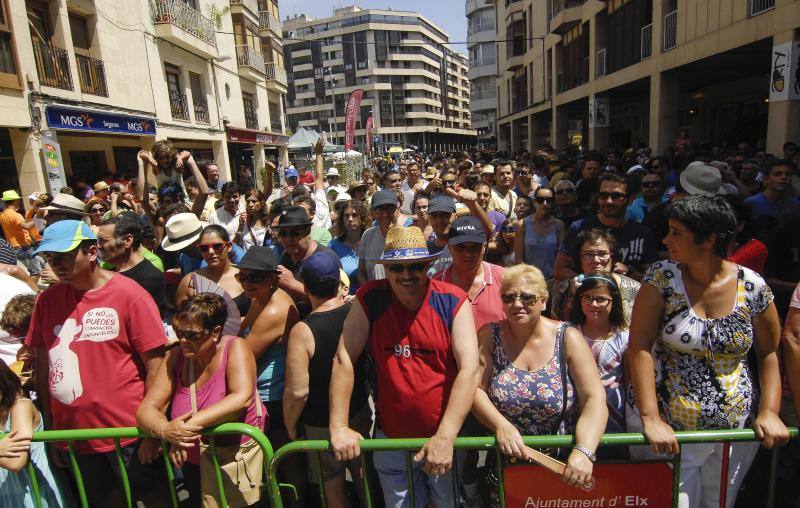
[
  {"left": 270, "top": 119, "right": 283, "bottom": 132},
  {"left": 32, "top": 41, "right": 72, "bottom": 90},
  {"left": 465, "top": 0, "right": 485, "bottom": 15},
  {"left": 505, "top": 38, "right": 525, "bottom": 71},
  {"left": 230, "top": 0, "right": 259, "bottom": 22},
  {"left": 663, "top": 10, "right": 677, "bottom": 51},
  {"left": 244, "top": 111, "right": 259, "bottom": 130},
  {"left": 193, "top": 95, "right": 210, "bottom": 123},
  {"left": 549, "top": 0, "right": 583, "bottom": 35},
  {"left": 749, "top": 0, "right": 775, "bottom": 16},
  {"left": 596, "top": 48, "right": 606, "bottom": 78},
  {"left": 150, "top": 0, "right": 218, "bottom": 59},
  {"left": 469, "top": 60, "right": 496, "bottom": 80},
  {"left": 76, "top": 54, "right": 108, "bottom": 96},
  {"left": 259, "top": 10, "right": 281, "bottom": 38},
  {"left": 265, "top": 62, "right": 288, "bottom": 92},
  {"left": 169, "top": 90, "right": 190, "bottom": 121},
  {"left": 236, "top": 44, "right": 266, "bottom": 81},
  {"left": 641, "top": 23, "right": 652, "bottom": 60}
]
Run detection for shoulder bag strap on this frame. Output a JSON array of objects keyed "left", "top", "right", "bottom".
[{"left": 555, "top": 324, "right": 568, "bottom": 433}]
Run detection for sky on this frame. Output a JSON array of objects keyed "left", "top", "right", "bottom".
[{"left": 278, "top": 0, "right": 468, "bottom": 54}]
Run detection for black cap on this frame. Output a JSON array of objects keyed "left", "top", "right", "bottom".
[
  {"left": 235, "top": 246, "right": 279, "bottom": 272},
  {"left": 274, "top": 206, "right": 313, "bottom": 227},
  {"left": 371, "top": 189, "right": 399, "bottom": 209},
  {"left": 448, "top": 216, "right": 486, "bottom": 245},
  {"left": 428, "top": 195, "right": 456, "bottom": 214}
]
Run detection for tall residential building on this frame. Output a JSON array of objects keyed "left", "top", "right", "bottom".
[
  {"left": 466, "top": 0, "right": 499, "bottom": 146},
  {"left": 0, "top": 0, "right": 289, "bottom": 198},
  {"left": 282, "top": 6, "right": 476, "bottom": 153},
  {"left": 493, "top": 0, "right": 799, "bottom": 155}
]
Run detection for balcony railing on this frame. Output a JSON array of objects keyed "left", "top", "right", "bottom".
[
  {"left": 230, "top": 0, "right": 258, "bottom": 16},
  {"left": 549, "top": 0, "right": 584, "bottom": 19},
  {"left": 749, "top": 0, "right": 775, "bottom": 16},
  {"left": 193, "top": 95, "right": 210, "bottom": 123},
  {"left": 596, "top": 48, "right": 606, "bottom": 77},
  {"left": 663, "top": 10, "right": 677, "bottom": 51},
  {"left": 641, "top": 23, "right": 653, "bottom": 60},
  {"left": 76, "top": 54, "right": 108, "bottom": 96},
  {"left": 467, "top": 21, "right": 495, "bottom": 35},
  {"left": 169, "top": 90, "right": 190, "bottom": 120},
  {"left": 259, "top": 10, "right": 281, "bottom": 35},
  {"left": 32, "top": 40, "right": 72, "bottom": 90},
  {"left": 270, "top": 119, "right": 282, "bottom": 132},
  {"left": 470, "top": 57, "right": 496, "bottom": 68},
  {"left": 149, "top": 0, "right": 217, "bottom": 48},
  {"left": 244, "top": 111, "right": 259, "bottom": 130},
  {"left": 265, "top": 62, "right": 287, "bottom": 86},
  {"left": 236, "top": 44, "right": 266, "bottom": 74}
]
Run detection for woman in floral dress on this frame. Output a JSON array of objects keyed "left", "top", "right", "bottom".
[{"left": 628, "top": 195, "right": 789, "bottom": 508}]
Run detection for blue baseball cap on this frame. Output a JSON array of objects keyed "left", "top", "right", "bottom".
[
  {"left": 428, "top": 195, "right": 456, "bottom": 214},
  {"left": 285, "top": 168, "right": 299, "bottom": 180},
  {"left": 36, "top": 220, "right": 96, "bottom": 253},
  {"left": 301, "top": 250, "right": 341, "bottom": 288},
  {"left": 448, "top": 216, "right": 486, "bottom": 245}
]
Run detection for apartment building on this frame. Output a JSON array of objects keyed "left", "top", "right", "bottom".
[
  {"left": 0, "top": 0, "right": 288, "bottom": 198},
  {"left": 493, "top": 0, "right": 800, "bottom": 155},
  {"left": 467, "top": 0, "right": 499, "bottom": 146},
  {"left": 282, "top": 6, "right": 476, "bottom": 153}
]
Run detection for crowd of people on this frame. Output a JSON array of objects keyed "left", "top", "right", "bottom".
[{"left": 0, "top": 135, "right": 798, "bottom": 508}]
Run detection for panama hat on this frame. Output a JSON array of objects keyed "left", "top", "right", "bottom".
[
  {"left": 161, "top": 213, "right": 206, "bottom": 252},
  {"left": 481, "top": 165, "right": 495, "bottom": 175},
  {"left": 1, "top": 190, "right": 21, "bottom": 201},
  {"left": 370, "top": 226, "right": 438, "bottom": 264},
  {"left": 680, "top": 162, "right": 725, "bottom": 196},
  {"left": 40, "top": 193, "right": 88, "bottom": 216}
]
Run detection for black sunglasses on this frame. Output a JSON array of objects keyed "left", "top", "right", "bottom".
[
  {"left": 278, "top": 227, "right": 310, "bottom": 238},
  {"left": 555, "top": 188, "right": 575, "bottom": 195},
  {"left": 235, "top": 272, "right": 273, "bottom": 284},
  {"left": 386, "top": 262, "right": 427, "bottom": 273},
  {"left": 535, "top": 196, "right": 553, "bottom": 204},
  {"left": 598, "top": 192, "right": 628, "bottom": 201},
  {"left": 198, "top": 242, "right": 229, "bottom": 253},
  {"left": 641, "top": 182, "right": 661, "bottom": 188},
  {"left": 173, "top": 328, "right": 210, "bottom": 342}
]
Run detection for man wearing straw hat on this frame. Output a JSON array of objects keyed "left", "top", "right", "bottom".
[{"left": 329, "top": 226, "right": 480, "bottom": 507}]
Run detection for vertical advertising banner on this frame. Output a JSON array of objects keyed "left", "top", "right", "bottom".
[
  {"left": 365, "top": 116, "right": 374, "bottom": 154},
  {"left": 40, "top": 131, "right": 67, "bottom": 195},
  {"left": 344, "top": 89, "right": 364, "bottom": 152},
  {"left": 770, "top": 42, "right": 800, "bottom": 102}
]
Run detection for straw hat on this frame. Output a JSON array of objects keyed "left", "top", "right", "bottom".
[
  {"left": 40, "top": 193, "right": 88, "bottom": 216},
  {"left": 481, "top": 165, "right": 495, "bottom": 175},
  {"left": 370, "top": 226, "right": 438, "bottom": 264},
  {"left": 161, "top": 213, "right": 206, "bottom": 252}
]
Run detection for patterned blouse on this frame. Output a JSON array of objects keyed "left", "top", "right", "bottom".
[
  {"left": 488, "top": 322, "right": 576, "bottom": 436},
  {"left": 630, "top": 260, "right": 773, "bottom": 431}
]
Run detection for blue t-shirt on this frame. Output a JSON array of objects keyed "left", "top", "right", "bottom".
[
  {"left": 178, "top": 243, "right": 245, "bottom": 275},
  {"left": 329, "top": 238, "right": 360, "bottom": 294},
  {"left": 744, "top": 192, "right": 799, "bottom": 220},
  {"left": 626, "top": 196, "right": 666, "bottom": 223}
]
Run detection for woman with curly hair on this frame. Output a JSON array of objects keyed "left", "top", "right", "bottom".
[{"left": 329, "top": 199, "right": 369, "bottom": 294}]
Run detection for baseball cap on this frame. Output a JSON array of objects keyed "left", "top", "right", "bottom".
[
  {"left": 428, "top": 195, "right": 456, "bottom": 214},
  {"left": 36, "top": 220, "right": 96, "bottom": 254},
  {"left": 448, "top": 216, "right": 486, "bottom": 245},
  {"left": 301, "top": 250, "right": 341, "bottom": 292},
  {"left": 371, "top": 189, "right": 399, "bottom": 209},
  {"left": 285, "top": 168, "right": 299, "bottom": 179}
]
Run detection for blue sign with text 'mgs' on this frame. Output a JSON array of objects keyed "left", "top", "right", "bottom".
[{"left": 46, "top": 106, "right": 156, "bottom": 136}]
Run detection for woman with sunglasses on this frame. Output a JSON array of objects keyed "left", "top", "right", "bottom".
[
  {"left": 514, "top": 187, "right": 564, "bottom": 280},
  {"left": 553, "top": 180, "right": 584, "bottom": 229},
  {"left": 176, "top": 225, "right": 250, "bottom": 326},
  {"left": 549, "top": 229, "right": 640, "bottom": 325},
  {"left": 236, "top": 189, "right": 268, "bottom": 252},
  {"left": 136, "top": 293, "right": 265, "bottom": 506},
  {"left": 472, "top": 264, "right": 607, "bottom": 506},
  {"left": 568, "top": 272, "right": 629, "bottom": 454},
  {"left": 87, "top": 203, "right": 107, "bottom": 233}
]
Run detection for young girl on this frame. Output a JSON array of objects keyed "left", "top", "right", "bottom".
[
  {"left": 568, "top": 271, "right": 629, "bottom": 441},
  {"left": 0, "top": 361, "right": 74, "bottom": 507},
  {"left": 486, "top": 219, "right": 517, "bottom": 267}
]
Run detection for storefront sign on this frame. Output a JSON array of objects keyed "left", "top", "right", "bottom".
[
  {"left": 590, "top": 98, "right": 609, "bottom": 127},
  {"left": 503, "top": 462, "right": 673, "bottom": 508},
  {"left": 770, "top": 42, "right": 800, "bottom": 102},
  {"left": 40, "top": 131, "right": 67, "bottom": 195},
  {"left": 45, "top": 106, "right": 156, "bottom": 135},
  {"left": 227, "top": 127, "right": 288, "bottom": 146},
  {"left": 344, "top": 89, "right": 364, "bottom": 152}
]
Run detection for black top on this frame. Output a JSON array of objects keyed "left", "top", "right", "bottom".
[
  {"left": 280, "top": 244, "right": 340, "bottom": 317},
  {"left": 300, "top": 304, "right": 369, "bottom": 427},
  {"left": 119, "top": 259, "right": 166, "bottom": 316},
  {"left": 562, "top": 213, "right": 659, "bottom": 273},
  {"left": 233, "top": 292, "right": 252, "bottom": 319}
]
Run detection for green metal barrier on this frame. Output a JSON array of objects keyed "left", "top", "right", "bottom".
[
  {"left": 269, "top": 427, "right": 800, "bottom": 508},
  {"left": 0, "top": 424, "right": 283, "bottom": 508}
]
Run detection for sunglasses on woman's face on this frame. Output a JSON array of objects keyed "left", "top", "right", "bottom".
[
  {"left": 235, "top": 272, "right": 272, "bottom": 284},
  {"left": 173, "top": 328, "right": 210, "bottom": 342},
  {"left": 386, "top": 262, "right": 427, "bottom": 273},
  {"left": 198, "top": 242, "right": 229, "bottom": 254},
  {"left": 90, "top": 207, "right": 105, "bottom": 213},
  {"left": 535, "top": 196, "right": 553, "bottom": 204},
  {"left": 501, "top": 292, "right": 542, "bottom": 305},
  {"left": 278, "top": 227, "right": 310, "bottom": 238}
]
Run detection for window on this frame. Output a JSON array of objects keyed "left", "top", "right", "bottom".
[
  {"left": 0, "top": 0, "right": 20, "bottom": 88},
  {"left": 69, "top": 13, "right": 90, "bottom": 53},
  {"left": 165, "top": 63, "right": 181, "bottom": 96}
]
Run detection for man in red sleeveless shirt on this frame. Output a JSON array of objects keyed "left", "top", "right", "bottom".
[{"left": 329, "top": 226, "right": 480, "bottom": 507}]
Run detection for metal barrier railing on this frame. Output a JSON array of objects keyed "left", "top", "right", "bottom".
[
  {"left": 3, "top": 423, "right": 281, "bottom": 508},
  {"left": 270, "top": 428, "right": 799, "bottom": 508}
]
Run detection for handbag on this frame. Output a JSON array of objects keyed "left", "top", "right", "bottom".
[{"left": 188, "top": 357, "right": 265, "bottom": 508}]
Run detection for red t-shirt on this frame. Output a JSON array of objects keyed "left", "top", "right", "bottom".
[
  {"left": 728, "top": 239, "right": 768, "bottom": 275},
  {"left": 356, "top": 278, "right": 467, "bottom": 438},
  {"left": 27, "top": 274, "right": 167, "bottom": 452},
  {"left": 432, "top": 261, "right": 506, "bottom": 332},
  {"left": 299, "top": 171, "right": 316, "bottom": 186}
]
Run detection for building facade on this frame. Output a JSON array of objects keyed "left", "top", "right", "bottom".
[
  {"left": 282, "top": 6, "right": 476, "bottom": 154},
  {"left": 467, "top": 0, "right": 499, "bottom": 147},
  {"left": 493, "top": 0, "right": 800, "bottom": 155},
  {"left": 0, "top": 0, "right": 288, "bottom": 199}
]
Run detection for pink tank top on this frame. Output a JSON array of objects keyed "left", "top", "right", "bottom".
[{"left": 170, "top": 336, "right": 267, "bottom": 464}]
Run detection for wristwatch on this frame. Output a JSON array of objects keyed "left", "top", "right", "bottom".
[{"left": 573, "top": 444, "right": 596, "bottom": 463}]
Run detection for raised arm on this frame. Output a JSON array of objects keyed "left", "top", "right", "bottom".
[
  {"left": 184, "top": 154, "right": 209, "bottom": 218},
  {"left": 313, "top": 138, "right": 325, "bottom": 193}
]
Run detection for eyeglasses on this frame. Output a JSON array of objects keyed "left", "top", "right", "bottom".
[
  {"left": 514, "top": 170, "right": 530, "bottom": 176},
  {"left": 501, "top": 292, "right": 543, "bottom": 305},
  {"left": 555, "top": 188, "right": 575, "bottom": 195},
  {"left": 598, "top": 192, "right": 628, "bottom": 201},
  {"left": 90, "top": 207, "right": 105, "bottom": 213},
  {"left": 173, "top": 328, "right": 210, "bottom": 342},
  {"left": 535, "top": 196, "right": 553, "bottom": 204},
  {"left": 581, "top": 295, "right": 613, "bottom": 306},
  {"left": 277, "top": 227, "right": 310, "bottom": 238},
  {"left": 501, "top": 226, "right": 516, "bottom": 233},
  {"left": 580, "top": 250, "right": 611, "bottom": 261},
  {"left": 442, "top": 179, "right": 456, "bottom": 186},
  {"left": 386, "top": 262, "right": 428, "bottom": 273},
  {"left": 235, "top": 272, "right": 273, "bottom": 284},
  {"left": 198, "top": 242, "right": 230, "bottom": 253}
]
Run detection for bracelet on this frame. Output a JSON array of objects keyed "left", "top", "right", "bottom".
[{"left": 573, "top": 444, "right": 596, "bottom": 463}]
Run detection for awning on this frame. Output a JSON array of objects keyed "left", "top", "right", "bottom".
[
  {"left": 227, "top": 126, "right": 288, "bottom": 146},
  {"left": 45, "top": 105, "right": 156, "bottom": 136}
]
